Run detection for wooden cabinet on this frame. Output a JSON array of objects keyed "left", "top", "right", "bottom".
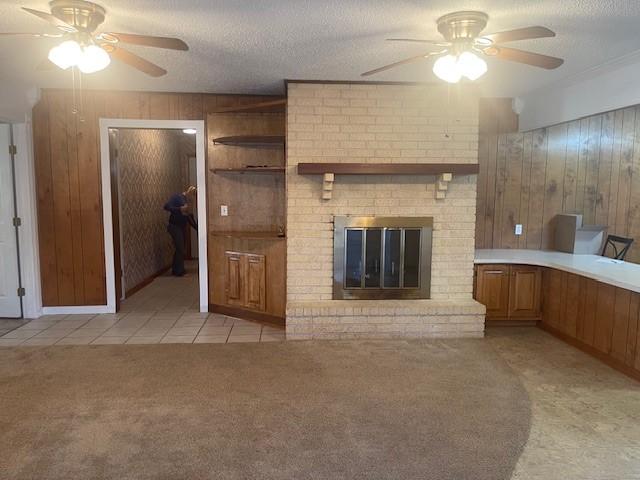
[
  {"left": 224, "top": 252, "right": 244, "bottom": 307},
  {"left": 539, "top": 268, "right": 640, "bottom": 382},
  {"left": 474, "top": 264, "right": 542, "bottom": 321},
  {"left": 223, "top": 251, "right": 266, "bottom": 312},
  {"left": 475, "top": 265, "right": 510, "bottom": 318},
  {"left": 245, "top": 254, "right": 266, "bottom": 311},
  {"left": 508, "top": 265, "right": 542, "bottom": 318}
]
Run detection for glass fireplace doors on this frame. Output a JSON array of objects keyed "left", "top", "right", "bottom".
[{"left": 333, "top": 217, "right": 433, "bottom": 300}]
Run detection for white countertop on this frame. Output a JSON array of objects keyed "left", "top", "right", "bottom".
[{"left": 475, "top": 249, "right": 640, "bottom": 293}]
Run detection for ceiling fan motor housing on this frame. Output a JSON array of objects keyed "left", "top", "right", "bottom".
[
  {"left": 50, "top": 0, "right": 105, "bottom": 32},
  {"left": 437, "top": 10, "right": 489, "bottom": 48}
]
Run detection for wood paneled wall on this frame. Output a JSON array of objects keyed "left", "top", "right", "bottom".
[
  {"left": 33, "top": 89, "right": 278, "bottom": 306},
  {"left": 476, "top": 102, "right": 640, "bottom": 264}
]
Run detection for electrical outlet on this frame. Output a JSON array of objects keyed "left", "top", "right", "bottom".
[
  {"left": 220, "top": 205, "right": 228, "bottom": 217},
  {"left": 515, "top": 224, "right": 523, "bottom": 235}
]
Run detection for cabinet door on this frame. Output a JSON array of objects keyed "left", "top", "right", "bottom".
[
  {"left": 475, "top": 265, "right": 510, "bottom": 319},
  {"left": 245, "top": 254, "right": 266, "bottom": 311},
  {"left": 508, "top": 266, "right": 542, "bottom": 319},
  {"left": 224, "top": 251, "right": 245, "bottom": 307},
  {"left": 541, "top": 268, "right": 564, "bottom": 329}
]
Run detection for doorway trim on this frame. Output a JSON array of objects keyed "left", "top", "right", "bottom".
[{"left": 98, "top": 119, "right": 208, "bottom": 313}]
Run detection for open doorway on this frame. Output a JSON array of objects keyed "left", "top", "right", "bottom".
[{"left": 99, "top": 120, "right": 207, "bottom": 314}]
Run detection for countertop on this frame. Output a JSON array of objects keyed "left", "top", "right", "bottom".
[{"left": 475, "top": 249, "right": 640, "bottom": 293}]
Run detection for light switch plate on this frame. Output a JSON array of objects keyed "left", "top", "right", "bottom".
[
  {"left": 220, "top": 205, "right": 228, "bottom": 216},
  {"left": 515, "top": 224, "right": 523, "bottom": 235}
]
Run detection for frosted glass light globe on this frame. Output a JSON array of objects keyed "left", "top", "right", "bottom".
[
  {"left": 77, "top": 45, "right": 111, "bottom": 74},
  {"left": 48, "top": 40, "right": 82, "bottom": 70},
  {"left": 457, "top": 51, "right": 487, "bottom": 80},
  {"left": 432, "top": 54, "right": 461, "bottom": 83}
]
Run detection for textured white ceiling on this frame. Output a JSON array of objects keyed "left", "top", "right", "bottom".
[{"left": 1, "top": 0, "right": 639, "bottom": 97}]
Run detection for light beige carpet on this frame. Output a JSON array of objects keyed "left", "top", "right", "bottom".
[{"left": 0, "top": 339, "right": 531, "bottom": 479}]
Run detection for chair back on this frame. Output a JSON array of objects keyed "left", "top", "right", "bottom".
[{"left": 601, "top": 234, "right": 634, "bottom": 260}]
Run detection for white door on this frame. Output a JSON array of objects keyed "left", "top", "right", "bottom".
[
  {"left": 188, "top": 156, "right": 198, "bottom": 258},
  {"left": 0, "top": 124, "right": 21, "bottom": 317}
]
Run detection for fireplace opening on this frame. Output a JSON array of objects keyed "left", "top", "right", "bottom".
[{"left": 333, "top": 217, "right": 433, "bottom": 300}]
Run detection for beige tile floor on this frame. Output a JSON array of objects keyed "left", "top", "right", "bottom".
[{"left": 0, "top": 265, "right": 284, "bottom": 347}]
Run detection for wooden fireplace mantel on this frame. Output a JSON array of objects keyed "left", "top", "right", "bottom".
[{"left": 296, "top": 162, "right": 480, "bottom": 200}]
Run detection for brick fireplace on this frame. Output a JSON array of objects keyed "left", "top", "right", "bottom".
[{"left": 285, "top": 81, "right": 486, "bottom": 339}]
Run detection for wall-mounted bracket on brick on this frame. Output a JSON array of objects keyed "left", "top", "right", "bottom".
[
  {"left": 436, "top": 173, "right": 453, "bottom": 200},
  {"left": 297, "top": 163, "right": 479, "bottom": 200}
]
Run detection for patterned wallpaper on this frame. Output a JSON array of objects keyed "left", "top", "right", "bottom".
[{"left": 116, "top": 129, "right": 184, "bottom": 294}]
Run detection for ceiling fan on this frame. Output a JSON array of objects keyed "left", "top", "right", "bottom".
[
  {"left": 1, "top": 0, "right": 188, "bottom": 76},
  {"left": 362, "top": 11, "right": 564, "bottom": 83}
]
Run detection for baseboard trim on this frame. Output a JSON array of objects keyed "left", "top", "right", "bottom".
[
  {"left": 125, "top": 266, "right": 171, "bottom": 298},
  {"left": 42, "top": 305, "right": 113, "bottom": 315},
  {"left": 486, "top": 320, "right": 539, "bottom": 327},
  {"left": 538, "top": 323, "right": 640, "bottom": 383},
  {"left": 209, "top": 304, "right": 285, "bottom": 328}
]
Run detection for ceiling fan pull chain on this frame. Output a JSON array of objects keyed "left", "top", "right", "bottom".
[
  {"left": 71, "top": 66, "right": 78, "bottom": 116},
  {"left": 444, "top": 86, "right": 451, "bottom": 138},
  {"left": 78, "top": 69, "right": 85, "bottom": 122}
]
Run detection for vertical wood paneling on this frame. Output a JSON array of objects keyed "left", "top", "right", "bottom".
[
  {"left": 562, "top": 120, "right": 580, "bottom": 213},
  {"left": 500, "top": 134, "right": 523, "bottom": 248},
  {"left": 595, "top": 112, "right": 615, "bottom": 226},
  {"left": 48, "top": 91, "right": 76, "bottom": 304},
  {"left": 606, "top": 110, "right": 625, "bottom": 229},
  {"left": 65, "top": 91, "right": 85, "bottom": 303},
  {"left": 615, "top": 107, "right": 636, "bottom": 235},
  {"left": 583, "top": 115, "right": 603, "bottom": 225},
  {"left": 33, "top": 89, "right": 281, "bottom": 306},
  {"left": 477, "top": 102, "right": 640, "bottom": 264},
  {"left": 483, "top": 133, "right": 499, "bottom": 248},
  {"left": 76, "top": 94, "right": 106, "bottom": 304},
  {"left": 492, "top": 135, "right": 508, "bottom": 246},
  {"left": 518, "top": 132, "right": 533, "bottom": 249},
  {"left": 475, "top": 129, "right": 489, "bottom": 248},
  {"left": 526, "top": 129, "right": 547, "bottom": 248},
  {"left": 574, "top": 118, "right": 590, "bottom": 214},
  {"left": 628, "top": 106, "right": 640, "bottom": 257},
  {"left": 541, "top": 124, "right": 568, "bottom": 249},
  {"left": 33, "top": 93, "right": 59, "bottom": 305}
]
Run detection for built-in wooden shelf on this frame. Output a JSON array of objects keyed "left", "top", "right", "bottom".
[
  {"left": 297, "top": 163, "right": 480, "bottom": 175},
  {"left": 297, "top": 163, "right": 479, "bottom": 200},
  {"left": 212, "top": 135, "right": 285, "bottom": 146},
  {"left": 213, "top": 99, "right": 286, "bottom": 114},
  {"left": 211, "top": 231, "right": 285, "bottom": 239},
  {"left": 212, "top": 167, "right": 285, "bottom": 174}
]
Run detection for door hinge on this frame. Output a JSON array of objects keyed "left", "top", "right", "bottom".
[
  {"left": 17, "top": 287, "right": 25, "bottom": 297},
  {"left": 8, "top": 144, "right": 16, "bottom": 155},
  {"left": 12, "top": 217, "right": 21, "bottom": 227}
]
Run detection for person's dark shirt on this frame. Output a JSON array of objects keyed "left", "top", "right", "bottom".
[{"left": 164, "top": 193, "right": 197, "bottom": 229}]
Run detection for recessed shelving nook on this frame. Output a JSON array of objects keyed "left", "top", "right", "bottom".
[{"left": 207, "top": 98, "right": 286, "bottom": 325}]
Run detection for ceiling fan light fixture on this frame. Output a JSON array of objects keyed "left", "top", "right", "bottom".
[
  {"left": 77, "top": 44, "right": 110, "bottom": 73},
  {"left": 182, "top": 128, "right": 197, "bottom": 135},
  {"left": 48, "top": 39, "right": 82, "bottom": 69},
  {"left": 432, "top": 51, "right": 487, "bottom": 83},
  {"left": 432, "top": 54, "right": 462, "bottom": 83},
  {"left": 457, "top": 51, "right": 487, "bottom": 80}
]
